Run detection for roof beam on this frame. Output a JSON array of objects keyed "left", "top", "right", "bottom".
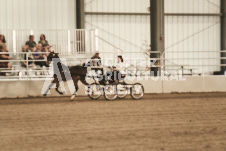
[{"left": 85, "top": 12, "right": 221, "bottom": 16}]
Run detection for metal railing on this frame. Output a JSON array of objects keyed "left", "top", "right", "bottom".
[
  {"left": 0, "top": 52, "right": 52, "bottom": 80},
  {"left": 162, "top": 50, "right": 224, "bottom": 76},
  {"left": 1, "top": 50, "right": 224, "bottom": 81}
]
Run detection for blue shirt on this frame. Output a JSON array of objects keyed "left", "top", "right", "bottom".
[{"left": 33, "top": 50, "right": 45, "bottom": 60}]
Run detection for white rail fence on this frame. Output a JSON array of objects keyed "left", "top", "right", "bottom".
[
  {"left": 163, "top": 50, "right": 222, "bottom": 76},
  {"left": 0, "top": 50, "right": 225, "bottom": 81},
  {"left": 0, "top": 51, "right": 151, "bottom": 81}
]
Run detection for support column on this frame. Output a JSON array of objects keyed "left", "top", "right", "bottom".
[
  {"left": 76, "top": 0, "right": 85, "bottom": 29},
  {"left": 221, "top": 0, "right": 226, "bottom": 72},
  {"left": 150, "top": 0, "right": 165, "bottom": 76}
]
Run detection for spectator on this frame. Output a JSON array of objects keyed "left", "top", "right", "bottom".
[
  {"left": 0, "top": 34, "right": 7, "bottom": 49},
  {"left": 39, "top": 34, "right": 49, "bottom": 47},
  {"left": 33, "top": 44, "right": 49, "bottom": 67},
  {"left": 0, "top": 34, "right": 10, "bottom": 53},
  {"left": 21, "top": 45, "right": 34, "bottom": 68},
  {"left": 39, "top": 34, "right": 51, "bottom": 52},
  {"left": 0, "top": 45, "right": 12, "bottom": 69},
  {"left": 26, "top": 35, "right": 37, "bottom": 50}
]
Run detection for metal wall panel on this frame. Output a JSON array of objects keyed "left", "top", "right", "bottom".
[
  {"left": 0, "top": 0, "right": 75, "bottom": 29},
  {"left": 85, "top": 0, "right": 150, "bottom": 63},
  {"left": 165, "top": 0, "right": 221, "bottom": 74},
  {"left": 85, "top": 0, "right": 150, "bottom": 13},
  {"left": 165, "top": 0, "right": 220, "bottom": 13},
  {"left": 85, "top": 0, "right": 221, "bottom": 74}
]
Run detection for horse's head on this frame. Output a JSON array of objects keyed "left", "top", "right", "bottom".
[{"left": 47, "top": 51, "right": 59, "bottom": 62}]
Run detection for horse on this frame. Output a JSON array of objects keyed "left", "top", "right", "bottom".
[{"left": 43, "top": 52, "right": 90, "bottom": 100}]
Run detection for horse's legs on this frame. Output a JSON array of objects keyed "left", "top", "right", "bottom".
[
  {"left": 80, "top": 76, "right": 89, "bottom": 85},
  {"left": 71, "top": 76, "right": 79, "bottom": 100},
  {"left": 43, "top": 81, "right": 55, "bottom": 97},
  {"left": 80, "top": 76, "right": 90, "bottom": 93},
  {"left": 55, "top": 81, "right": 64, "bottom": 95}
]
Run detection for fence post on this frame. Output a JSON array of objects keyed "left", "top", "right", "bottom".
[
  {"left": 13, "top": 30, "right": 16, "bottom": 55},
  {"left": 95, "top": 29, "right": 99, "bottom": 52},
  {"left": 68, "top": 30, "right": 71, "bottom": 54},
  {"left": 26, "top": 52, "right": 29, "bottom": 80}
]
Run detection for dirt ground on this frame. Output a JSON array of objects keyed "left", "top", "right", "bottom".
[{"left": 0, "top": 93, "right": 226, "bottom": 151}]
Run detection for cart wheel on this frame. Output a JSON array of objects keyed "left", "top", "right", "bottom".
[
  {"left": 130, "top": 83, "right": 144, "bottom": 100},
  {"left": 117, "top": 84, "right": 128, "bottom": 99},
  {"left": 104, "top": 85, "right": 117, "bottom": 101},
  {"left": 88, "top": 83, "right": 102, "bottom": 100}
]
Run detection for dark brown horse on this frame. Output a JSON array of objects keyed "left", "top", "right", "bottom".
[{"left": 43, "top": 52, "right": 89, "bottom": 100}]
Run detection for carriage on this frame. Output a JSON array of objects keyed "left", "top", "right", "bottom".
[
  {"left": 44, "top": 52, "right": 145, "bottom": 101},
  {"left": 87, "top": 68, "right": 144, "bottom": 101}
]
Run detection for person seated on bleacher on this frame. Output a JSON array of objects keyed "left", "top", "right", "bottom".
[
  {"left": 25, "top": 35, "right": 37, "bottom": 51},
  {"left": 0, "top": 34, "right": 12, "bottom": 70},
  {"left": 21, "top": 45, "right": 34, "bottom": 68},
  {"left": 0, "top": 34, "right": 10, "bottom": 53},
  {"left": 0, "top": 34, "right": 7, "bottom": 48},
  {"left": 39, "top": 34, "right": 49, "bottom": 47},
  {"left": 33, "top": 44, "right": 49, "bottom": 67},
  {"left": 38, "top": 34, "right": 51, "bottom": 53},
  {"left": 0, "top": 45, "right": 12, "bottom": 69}
]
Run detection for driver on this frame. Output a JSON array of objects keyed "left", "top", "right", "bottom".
[
  {"left": 106, "top": 55, "right": 126, "bottom": 84},
  {"left": 90, "top": 51, "right": 105, "bottom": 84},
  {"left": 91, "top": 51, "right": 102, "bottom": 71}
]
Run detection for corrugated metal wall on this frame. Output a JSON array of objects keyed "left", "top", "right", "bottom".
[
  {"left": 85, "top": 0, "right": 221, "bottom": 74},
  {"left": 165, "top": 0, "right": 221, "bottom": 74},
  {"left": 0, "top": 0, "right": 76, "bottom": 54},
  {"left": 0, "top": 0, "right": 75, "bottom": 29},
  {"left": 85, "top": 0, "right": 150, "bottom": 60}
]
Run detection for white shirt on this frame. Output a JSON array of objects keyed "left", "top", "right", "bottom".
[{"left": 114, "top": 62, "right": 126, "bottom": 74}]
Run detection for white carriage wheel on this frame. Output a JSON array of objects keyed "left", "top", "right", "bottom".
[
  {"left": 88, "top": 83, "right": 102, "bottom": 100},
  {"left": 117, "top": 84, "right": 128, "bottom": 99},
  {"left": 130, "top": 83, "right": 144, "bottom": 100},
  {"left": 104, "top": 85, "right": 117, "bottom": 101}
]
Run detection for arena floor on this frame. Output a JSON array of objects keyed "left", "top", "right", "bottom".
[{"left": 0, "top": 93, "right": 226, "bottom": 151}]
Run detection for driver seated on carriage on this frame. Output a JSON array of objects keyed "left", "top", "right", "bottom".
[
  {"left": 89, "top": 51, "right": 104, "bottom": 84},
  {"left": 88, "top": 52, "right": 126, "bottom": 85},
  {"left": 105, "top": 55, "right": 126, "bottom": 84},
  {"left": 90, "top": 51, "right": 102, "bottom": 72}
]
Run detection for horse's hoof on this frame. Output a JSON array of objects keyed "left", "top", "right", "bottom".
[
  {"left": 71, "top": 95, "right": 76, "bottom": 101},
  {"left": 43, "top": 94, "right": 47, "bottom": 97}
]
